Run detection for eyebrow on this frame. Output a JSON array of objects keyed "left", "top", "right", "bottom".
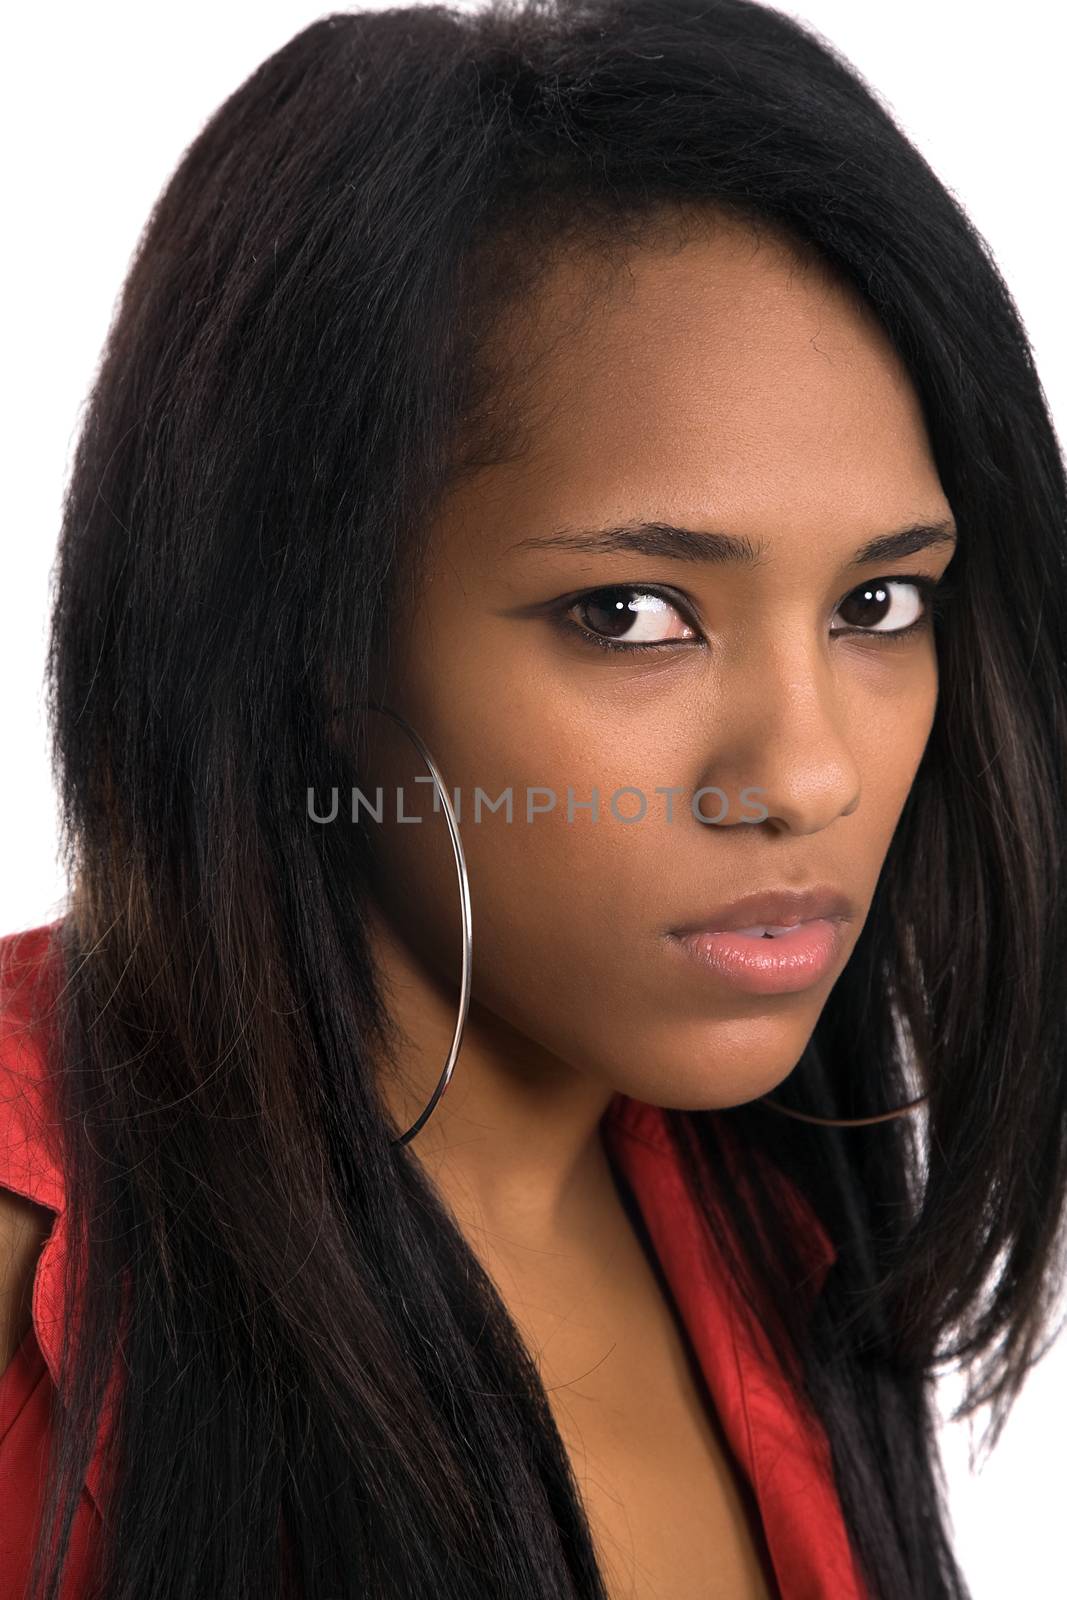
[{"left": 509, "top": 517, "right": 958, "bottom": 569}]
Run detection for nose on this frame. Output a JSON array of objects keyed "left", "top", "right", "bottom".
[{"left": 699, "top": 640, "right": 862, "bottom": 835}]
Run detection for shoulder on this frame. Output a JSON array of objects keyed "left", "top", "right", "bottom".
[{"left": 0, "top": 920, "right": 66, "bottom": 1046}]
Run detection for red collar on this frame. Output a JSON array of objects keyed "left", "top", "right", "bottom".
[{"left": 602, "top": 1092, "right": 867, "bottom": 1598}]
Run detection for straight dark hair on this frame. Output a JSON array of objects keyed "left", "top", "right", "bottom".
[{"left": 24, "top": 0, "right": 1067, "bottom": 1595}]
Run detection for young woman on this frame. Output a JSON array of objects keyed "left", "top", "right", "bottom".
[{"left": 2, "top": 2, "right": 1065, "bottom": 1597}]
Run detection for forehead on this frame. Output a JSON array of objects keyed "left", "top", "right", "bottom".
[{"left": 442, "top": 215, "right": 943, "bottom": 560}]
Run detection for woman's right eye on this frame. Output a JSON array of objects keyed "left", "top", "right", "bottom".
[{"left": 559, "top": 585, "right": 702, "bottom": 654}]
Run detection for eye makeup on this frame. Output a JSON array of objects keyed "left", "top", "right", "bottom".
[{"left": 550, "top": 573, "right": 958, "bottom": 655}]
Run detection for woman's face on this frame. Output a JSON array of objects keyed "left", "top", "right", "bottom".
[{"left": 361, "top": 215, "right": 957, "bottom": 1120}]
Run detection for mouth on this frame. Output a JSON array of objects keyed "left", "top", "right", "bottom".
[{"left": 665, "top": 885, "right": 857, "bottom": 996}]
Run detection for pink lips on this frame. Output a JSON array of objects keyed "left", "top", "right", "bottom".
[
  {"left": 670, "top": 918, "right": 848, "bottom": 994},
  {"left": 666, "top": 884, "right": 856, "bottom": 995}
]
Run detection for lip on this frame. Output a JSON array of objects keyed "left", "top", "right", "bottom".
[
  {"left": 665, "top": 884, "right": 858, "bottom": 996},
  {"left": 669, "top": 884, "right": 857, "bottom": 936}
]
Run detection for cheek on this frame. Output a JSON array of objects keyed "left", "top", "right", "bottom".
[
  {"left": 846, "top": 647, "right": 939, "bottom": 824},
  {"left": 361, "top": 686, "right": 674, "bottom": 1023},
  {"left": 450, "top": 794, "right": 688, "bottom": 1073}
]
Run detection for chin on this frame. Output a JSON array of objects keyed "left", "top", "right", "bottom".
[{"left": 608, "top": 1021, "right": 813, "bottom": 1113}]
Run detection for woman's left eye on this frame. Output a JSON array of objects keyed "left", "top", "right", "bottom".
[{"left": 831, "top": 576, "right": 939, "bottom": 637}]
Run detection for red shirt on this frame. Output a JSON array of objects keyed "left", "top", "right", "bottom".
[{"left": 0, "top": 921, "right": 867, "bottom": 1599}]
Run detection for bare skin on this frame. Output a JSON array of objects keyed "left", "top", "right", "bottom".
[
  {"left": 349, "top": 206, "right": 957, "bottom": 1595},
  {"left": 370, "top": 913, "right": 778, "bottom": 1598},
  {"left": 0, "top": 1187, "right": 54, "bottom": 1376}
]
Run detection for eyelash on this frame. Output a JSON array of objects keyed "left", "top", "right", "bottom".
[{"left": 555, "top": 574, "right": 959, "bottom": 655}]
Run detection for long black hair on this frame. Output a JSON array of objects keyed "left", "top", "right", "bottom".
[{"left": 27, "top": 1, "right": 1067, "bottom": 1595}]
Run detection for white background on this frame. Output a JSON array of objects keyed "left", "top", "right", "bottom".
[{"left": 3, "top": 4, "right": 1064, "bottom": 1592}]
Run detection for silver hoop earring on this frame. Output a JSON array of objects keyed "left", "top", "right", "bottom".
[
  {"left": 341, "top": 702, "right": 926, "bottom": 1137},
  {"left": 353, "top": 701, "right": 473, "bottom": 1146}
]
